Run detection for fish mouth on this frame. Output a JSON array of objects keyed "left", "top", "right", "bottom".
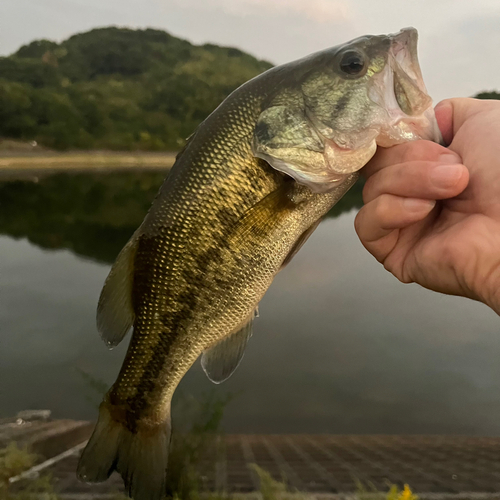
[{"left": 371, "top": 27, "right": 443, "bottom": 146}]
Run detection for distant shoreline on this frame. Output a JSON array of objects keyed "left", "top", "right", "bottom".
[
  {"left": 0, "top": 151, "right": 177, "bottom": 170},
  {"left": 0, "top": 150, "right": 176, "bottom": 181}
]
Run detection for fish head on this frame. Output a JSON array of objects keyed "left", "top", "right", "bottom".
[{"left": 253, "top": 28, "right": 442, "bottom": 192}]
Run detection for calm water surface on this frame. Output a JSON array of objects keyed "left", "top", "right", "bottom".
[{"left": 1, "top": 171, "right": 500, "bottom": 435}]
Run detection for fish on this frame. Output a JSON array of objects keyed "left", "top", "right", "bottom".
[{"left": 77, "top": 27, "right": 441, "bottom": 500}]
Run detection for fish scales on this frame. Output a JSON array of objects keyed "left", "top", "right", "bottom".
[
  {"left": 109, "top": 73, "right": 347, "bottom": 422},
  {"left": 109, "top": 81, "right": 282, "bottom": 415},
  {"left": 78, "top": 28, "right": 443, "bottom": 500}
]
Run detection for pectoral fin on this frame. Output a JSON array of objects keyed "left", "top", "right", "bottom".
[
  {"left": 96, "top": 237, "right": 138, "bottom": 348},
  {"left": 201, "top": 310, "right": 257, "bottom": 384},
  {"left": 281, "top": 219, "right": 321, "bottom": 269}
]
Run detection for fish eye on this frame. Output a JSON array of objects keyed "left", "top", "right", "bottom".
[{"left": 339, "top": 50, "right": 367, "bottom": 77}]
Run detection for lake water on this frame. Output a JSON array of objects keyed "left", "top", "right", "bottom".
[{"left": 1, "top": 171, "right": 500, "bottom": 435}]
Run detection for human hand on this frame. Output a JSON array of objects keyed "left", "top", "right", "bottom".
[{"left": 355, "top": 98, "right": 500, "bottom": 314}]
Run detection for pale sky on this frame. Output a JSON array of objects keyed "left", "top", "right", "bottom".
[{"left": 1, "top": 0, "right": 499, "bottom": 103}]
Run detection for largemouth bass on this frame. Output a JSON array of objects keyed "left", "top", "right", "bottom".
[{"left": 78, "top": 28, "right": 441, "bottom": 500}]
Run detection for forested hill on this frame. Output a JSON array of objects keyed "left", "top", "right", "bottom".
[{"left": 0, "top": 27, "right": 273, "bottom": 150}]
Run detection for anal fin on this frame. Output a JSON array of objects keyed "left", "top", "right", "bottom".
[{"left": 201, "top": 309, "right": 257, "bottom": 384}]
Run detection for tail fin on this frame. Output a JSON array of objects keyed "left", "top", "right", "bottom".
[{"left": 77, "top": 402, "right": 171, "bottom": 500}]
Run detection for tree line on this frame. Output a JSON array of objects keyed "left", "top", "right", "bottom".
[
  {"left": 0, "top": 27, "right": 498, "bottom": 151},
  {"left": 0, "top": 27, "right": 272, "bottom": 150}
]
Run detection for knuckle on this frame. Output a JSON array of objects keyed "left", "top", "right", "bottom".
[
  {"left": 354, "top": 210, "right": 364, "bottom": 236},
  {"left": 395, "top": 270, "right": 413, "bottom": 284},
  {"left": 373, "top": 194, "right": 391, "bottom": 222},
  {"left": 383, "top": 248, "right": 412, "bottom": 283},
  {"left": 382, "top": 256, "right": 396, "bottom": 274}
]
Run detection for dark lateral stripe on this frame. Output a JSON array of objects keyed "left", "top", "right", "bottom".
[{"left": 116, "top": 173, "right": 290, "bottom": 426}]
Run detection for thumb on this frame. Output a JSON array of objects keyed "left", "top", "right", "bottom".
[{"left": 434, "top": 97, "right": 488, "bottom": 146}]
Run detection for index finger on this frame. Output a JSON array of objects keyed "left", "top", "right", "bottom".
[
  {"left": 362, "top": 140, "right": 460, "bottom": 178},
  {"left": 435, "top": 97, "right": 498, "bottom": 146}
]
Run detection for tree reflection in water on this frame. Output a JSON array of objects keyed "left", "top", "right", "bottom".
[{"left": 0, "top": 171, "right": 364, "bottom": 263}]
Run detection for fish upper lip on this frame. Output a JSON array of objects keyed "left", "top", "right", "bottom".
[
  {"left": 366, "top": 29, "right": 442, "bottom": 145},
  {"left": 389, "top": 27, "right": 428, "bottom": 98}
]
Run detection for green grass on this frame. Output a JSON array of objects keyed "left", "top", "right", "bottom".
[
  {"left": 77, "top": 368, "right": 232, "bottom": 499},
  {"left": 0, "top": 443, "right": 37, "bottom": 488},
  {"left": 355, "top": 479, "right": 419, "bottom": 500},
  {"left": 165, "top": 393, "right": 232, "bottom": 499},
  {"left": 74, "top": 370, "right": 422, "bottom": 499},
  {"left": 249, "top": 464, "right": 308, "bottom": 500},
  {"left": 0, "top": 440, "right": 420, "bottom": 500},
  {"left": 0, "top": 443, "right": 58, "bottom": 500}
]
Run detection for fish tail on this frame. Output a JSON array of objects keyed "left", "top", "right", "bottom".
[{"left": 77, "top": 401, "right": 171, "bottom": 500}]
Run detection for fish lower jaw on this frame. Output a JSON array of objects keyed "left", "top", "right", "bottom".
[
  {"left": 376, "top": 110, "right": 442, "bottom": 147},
  {"left": 323, "top": 137, "right": 377, "bottom": 175}
]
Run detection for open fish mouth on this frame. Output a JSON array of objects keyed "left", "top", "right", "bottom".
[
  {"left": 371, "top": 27, "right": 443, "bottom": 146},
  {"left": 252, "top": 27, "right": 443, "bottom": 192}
]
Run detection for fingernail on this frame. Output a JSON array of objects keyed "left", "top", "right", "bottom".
[
  {"left": 403, "top": 198, "right": 436, "bottom": 212},
  {"left": 431, "top": 163, "right": 463, "bottom": 188}
]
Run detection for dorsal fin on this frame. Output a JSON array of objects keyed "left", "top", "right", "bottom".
[
  {"left": 175, "top": 129, "right": 198, "bottom": 161},
  {"left": 201, "top": 310, "right": 257, "bottom": 384},
  {"left": 96, "top": 237, "right": 138, "bottom": 348}
]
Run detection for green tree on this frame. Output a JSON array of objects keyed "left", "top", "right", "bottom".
[
  {"left": 0, "top": 27, "right": 272, "bottom": 150},
  {"left": 475, "top": 91, "right": 500, "bottom": 100}
]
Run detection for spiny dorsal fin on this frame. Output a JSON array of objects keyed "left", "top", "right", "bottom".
[
  {"left": 96, "top": 237, "right": 138, "bottom": 349},
  {"left": 175, "top": 129, "right": 198, "bottom": 161},
  {"left": 201, "top": 310, "right": 257, "bottom": 384}
]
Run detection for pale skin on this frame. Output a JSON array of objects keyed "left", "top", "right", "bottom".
[{"left": 355, "top": 98, "right": 500, "bottom": 315}]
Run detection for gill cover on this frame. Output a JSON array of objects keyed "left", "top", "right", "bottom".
[{"left": 253, "top": 102, "right": 376, "bottom": 192}]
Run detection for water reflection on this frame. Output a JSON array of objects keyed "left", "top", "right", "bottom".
[
  {"left": 0, "top": 171, "right": 167, "bottom": 263},
  {"left": 1, "top": 171, "right": 500, "bottom": 435},
  {"left": 0, "top": 171, "right": 364, "bottom": 263}
]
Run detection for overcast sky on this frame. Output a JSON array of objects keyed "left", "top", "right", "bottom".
[{"left": 1, "top": 0, "right": 499, "bottom": 102}]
